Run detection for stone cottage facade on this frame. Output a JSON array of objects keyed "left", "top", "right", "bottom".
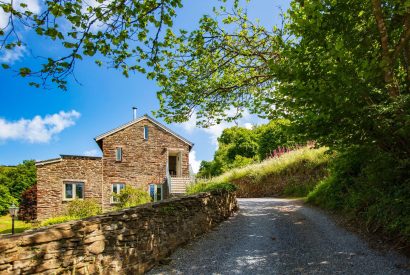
[{"left": 36, "top": 115, "right": 193, "bottom": 220}]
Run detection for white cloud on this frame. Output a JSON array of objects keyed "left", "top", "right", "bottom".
[
  {"left": 0, "top": 45, "right": 26, "bottom": 64},
  {"left": 83, "top": 149, "right": 100, "bottom": 156},
  {"left": 203, "top": 123, "right": 228, "bottom": 146},
  {"left": 179, "top": 114, "right": 197, "bottom": 133},
  {"left": 0, "top": 110, "right": 81, "bottom": 143},
  {"left": 178, "top": 108, "right": 265, "bottom": 146},
  {"left": 189, "top": 150, "right": 201, "bottom": 173}
]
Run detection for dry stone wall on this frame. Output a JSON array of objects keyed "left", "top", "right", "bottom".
[{"left": 0, "top": 191, "right": 238, "bottom": 275}]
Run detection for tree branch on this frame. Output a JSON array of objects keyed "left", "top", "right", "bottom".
[{"left": 371, "top": 0, "right": 399, "bottom": 97}]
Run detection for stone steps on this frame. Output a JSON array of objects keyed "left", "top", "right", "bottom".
[{"left": 170, "top": 177, "right": 191, "bottom": 194}]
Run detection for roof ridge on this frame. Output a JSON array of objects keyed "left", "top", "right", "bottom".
[{"left": 94, "top": 115, "right": 194, "bottom": 148}]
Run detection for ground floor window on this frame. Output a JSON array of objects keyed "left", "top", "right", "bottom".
[
  {"left": 149, "top": 184, "right": 163, "bottom": 202},
  {"left": 111, "top": 183, "right": 125, "bottom": 203},
  {"left": 63, "top": 182, "right": 84, "bottom": 200}
]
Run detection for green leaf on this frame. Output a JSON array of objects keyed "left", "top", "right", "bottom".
[{"left": 19, "top": 67, "right": 31, "bottom": 77}]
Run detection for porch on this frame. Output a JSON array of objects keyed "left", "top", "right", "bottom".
[{"left": 166, "top": 149, "right": 194, "bottom": 194}]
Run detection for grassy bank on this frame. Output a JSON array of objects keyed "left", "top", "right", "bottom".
[{"left": 190, "top": 147, "right": 331, "bottom": 197}]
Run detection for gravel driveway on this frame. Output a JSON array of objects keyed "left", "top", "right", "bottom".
[{"left": 148, "top": 198, "right": 410, "bottom": 274}]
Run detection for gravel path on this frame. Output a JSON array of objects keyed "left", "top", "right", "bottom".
[{"left": 148, "top": 198, "right": 410, "bottom": 274}]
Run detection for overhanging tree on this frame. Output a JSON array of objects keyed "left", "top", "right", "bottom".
[{"left": 1, "top": 0, "right": 183, "bottom": 89}]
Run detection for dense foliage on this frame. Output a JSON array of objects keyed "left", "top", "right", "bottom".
[
  {"left": 308, "top": 147, "right": 410, "bottom": 244},
  {"left": 197, "top": 119, "right": 295, "bottom": 178},
  {"left": 256, "top": 120, "right": 296, "bottom": 160},
  {"left": 113, "top": 186, "right": 152, "bottom": 210},
  {"left": 18, "top": 184, "right": 37, "bottom": 222},
  {"left": 0, "top": 161, "right": 36, "bottom": 215}
]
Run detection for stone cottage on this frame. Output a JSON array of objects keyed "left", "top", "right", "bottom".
[{"left": 35, "top": 114, "right": 194, "bottom": 220}]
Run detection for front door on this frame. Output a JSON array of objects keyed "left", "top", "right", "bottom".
[
  {"left": 168, "top": 155, "right": 177, "bottom": 176},
  {"left": 168, "top": 152, "right": 182, "bottom": 177}
]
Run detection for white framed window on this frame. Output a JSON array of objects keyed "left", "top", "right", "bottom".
[
  {"left": 115, "top": 147, "right": 122, "bottom": 161},
  {"left": 63, "top": 182, "right": 84, "bottom": 201},
  {"left": 149, "top": 184, "right": 163, "bottom": 202},
  {"left": 111, "top": 183, "right": 125, "bottom": 203},
  {"left": 144, "top": 125, "right": 149, "bottom": 140}
]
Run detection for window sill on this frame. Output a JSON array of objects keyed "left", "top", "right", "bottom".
[{"left": 62, "top": 198, "right": 84, "bottom": 202}]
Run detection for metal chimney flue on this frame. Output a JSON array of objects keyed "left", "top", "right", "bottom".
[{"left": 132, "top": 107, "right": 138, "bottom": 120}]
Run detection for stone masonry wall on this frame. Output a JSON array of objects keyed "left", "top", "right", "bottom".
[
  {"left": 0, "top": 191, "right": 238, "bottom": 275},
  {"left": 36, "top": 157, "right": 103, "bottom": 220},
  {"left": 101, "top": 118, "right": 190, "bottom": 210}
]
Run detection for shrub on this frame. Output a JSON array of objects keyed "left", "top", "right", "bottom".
[
  {"left": 18, "top": 184, "right": 37, "bottom": 221},
  {"left": 66, "top": 199, "right": 102, "bottom": 218},
  {"left": 38, "top": 199, "right": 102, "bottom": 227},
  {"left": 187, "top": 181, "right": 237, "bottom": 194},
  {"left": 40, "top": 216, "right": 78, "bottom": 227},
  {"left": 113, "top": 186, "right": 151, "bottom": 210}
]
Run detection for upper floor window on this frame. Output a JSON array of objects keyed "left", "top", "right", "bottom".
[
  {"left": 116, "top": 147, "right": 122, "bottom": 161},
  {"left": 111, "top": 183, "right": 125, "bottom": 203},
  {"left": 144, "top": 125, "right": 149, "bottom": 140},
  {"left": 63, "top": 182, "right": 84, "bottom": 200}
]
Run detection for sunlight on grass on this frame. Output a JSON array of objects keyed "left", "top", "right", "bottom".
[
  {"left": 189, "top": 147, "right": 331, "bottom": 197},
  {"left": 201, "top": 147, "right": 329, "bottom": 184},
  {"left": 0, "top": 215, "right": 32, "bottom": 235}
]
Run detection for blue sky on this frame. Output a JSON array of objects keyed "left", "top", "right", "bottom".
[{"left": 0, "top": 1, "right": 289, "bottom": 171}]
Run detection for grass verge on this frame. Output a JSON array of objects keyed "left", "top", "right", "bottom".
[{"left": 0, "top": 215, "right": 32, "bottom": 234}]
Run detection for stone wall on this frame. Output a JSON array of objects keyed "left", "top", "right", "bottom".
[
  {"left": 101, "top": 118, "right": 190, "bottom": 209},
  {"left": 0, "top": 191, "right": 238, "bottom": 275},
  {"left": 36, "top": 157, "right": 103, "bottom": 220}
]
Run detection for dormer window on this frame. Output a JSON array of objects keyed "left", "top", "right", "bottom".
[
  {"left": 144, "top": 125, "right": 149, "bottom": 140},
  {"left": 115, "top": 147, "right": 122, "bottom": 161}
]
